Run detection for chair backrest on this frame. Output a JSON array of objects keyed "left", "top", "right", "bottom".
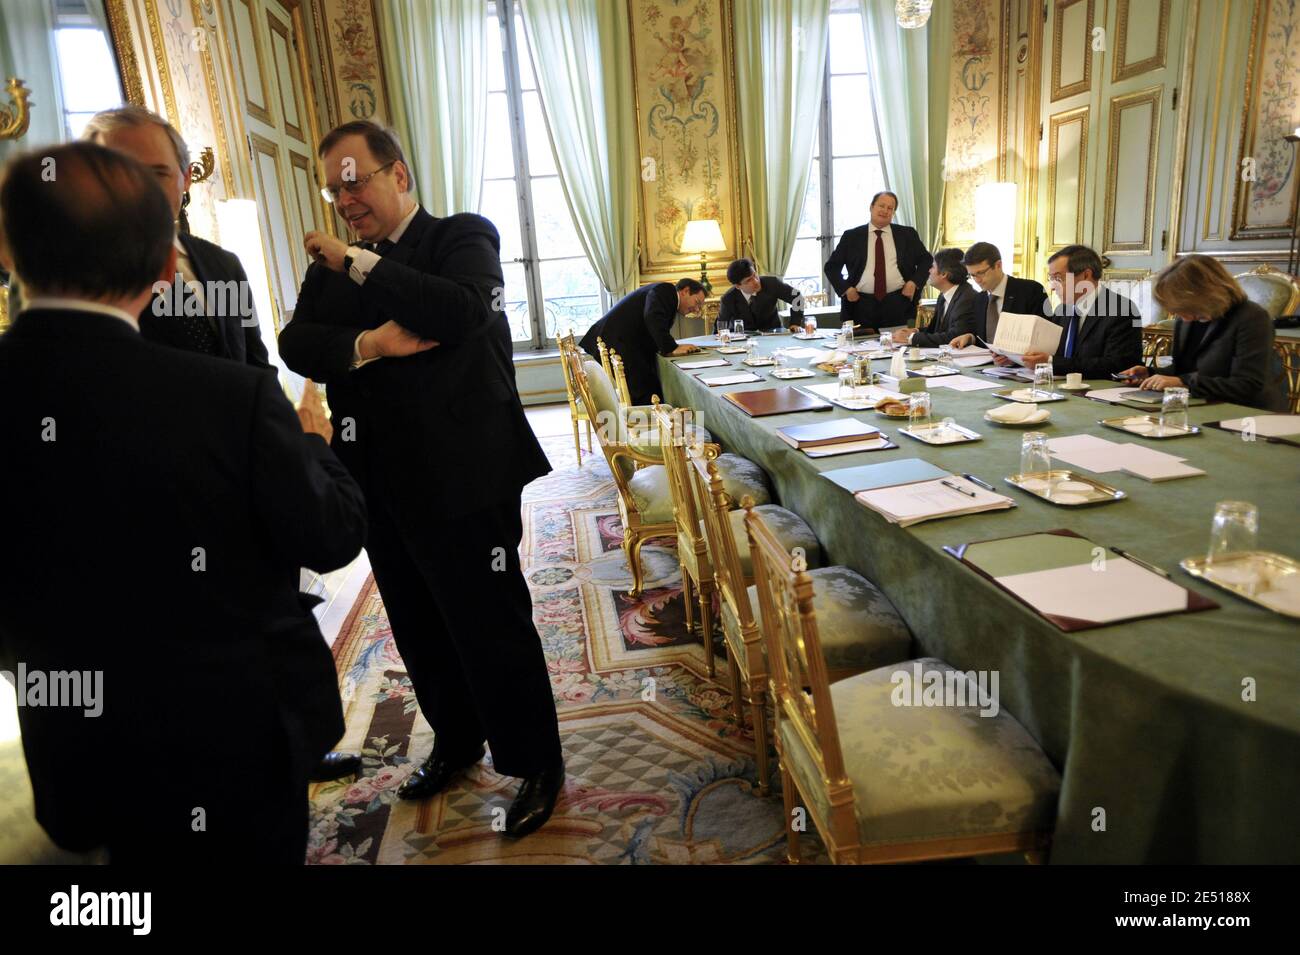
[
  {"left": 655, "top": 400, "right": 705, "bottom": 551},
  {"left": 1234, "top": 265, "right": 1300, "bottom": 320},
  {"left": 744, "top": 503, "right": 850, "bottom": 796},
  {"left": 571, "top": 354, "right": 636, "bottom": 487},
  {"left": 687, "top": 443, "right": 755, "bottom": 632},
  {"left": 557, "top": 332, "right": 585, "bottom": 415},
  {"left": 596, "top": 336, "right": 614, "bottom": 380},
  {"left": 608, "top": 348, "right": 636, "bottom": 411}
]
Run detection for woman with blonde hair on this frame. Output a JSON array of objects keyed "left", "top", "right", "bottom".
[{"left": 1117, "top": 254, "right": 1285, "bottom": 411}]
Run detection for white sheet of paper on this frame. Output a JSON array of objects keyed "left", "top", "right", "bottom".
[
  {"left": 952, "top": 354, "right": 994, "bottom": 367},
  {"left": 699, "top": 372, "right": 762, "bottom": 386},
  {"left": 926, "top": 375, "right": 1004, "bottom": 392},
  {"left": 1217, "top": 415, "right": 1300, "bottom": 437},
  {"left": 856, "top": 477, "right": 1011, "bottom": 525},
  {"left": 996, "top": 559, "right": 1187, "bottom": 623},
  {"left": 1084, "top": 387, "right": 1137, "bottom": 402},
  {"left": 951, "top": 345, "right": 993, "bottom": 357},
  {"left": 1122, "top": 458, "right": 1205, "bottom": 481},
  {"left": 803, "top": 437, "right": 890, "bottom": 457},
  {"left": 990, "top": 312, "right": 1063, "bottom": 358},
  {"left": 783, "top": 347, "right": 824, "bottom": 359},
  {"left": 1047, "top": 434, "right": 1119, "bottom": 454},
  {"left": 675, "top": 358, "right": 729, "bottom": 369}
]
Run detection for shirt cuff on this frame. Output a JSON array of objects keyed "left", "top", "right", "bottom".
[
  {"left": 347, "top": 247, "right": 380, "bottom": 285},
  {"left": 350, "top": 330, "right": 381, "bottom": 370}
]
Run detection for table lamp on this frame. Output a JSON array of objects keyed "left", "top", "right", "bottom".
[{"left": 680, "top": 218, "right": 726, "bottom": 296}]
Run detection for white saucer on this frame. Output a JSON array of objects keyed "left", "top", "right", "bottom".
[{"left": 1058, "top": 382, "right": 1090, "bottom": 391}]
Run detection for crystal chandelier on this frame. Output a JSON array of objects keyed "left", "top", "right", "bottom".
[{"left": 896, "top": 0, "right": 933, "bottom": 28}]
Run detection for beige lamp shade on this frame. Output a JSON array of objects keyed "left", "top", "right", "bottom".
[{"left": 680, "top": 218, "right": 727, "bottom": 254}]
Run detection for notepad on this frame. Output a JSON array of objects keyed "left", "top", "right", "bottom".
[
  {"left": 782, "top": 347, "right": 824, "bottom": 359},
  {"left": 1215, "top": 415, "right": 1300, "bottom": 438},
  {"left": 698, "top": 371, "right": 763, "bottom": 386},
  {"left": 855, "top": 476, "right": 1015, "bottom": 527},
  {"left": 675, "top": 358, "right": 729, "bottom": 369}
]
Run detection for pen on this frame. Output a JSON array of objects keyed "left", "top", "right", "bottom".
[
  {"left": 941, "top": 479, "right": 978, "bottom": 498},
  {"left": 1110, "top": 547, "right": 1170, "bottom": 578},
  {"left": 961, "top": 472, "right": 995, "bottom": 491}
]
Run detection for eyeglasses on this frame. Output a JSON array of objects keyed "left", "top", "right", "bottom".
[
  {"left": 968, "top": 264, "right": 995, "bottom": 280},
  {"left": 320, "top": 161, "right": 395, "bottom": 203}
]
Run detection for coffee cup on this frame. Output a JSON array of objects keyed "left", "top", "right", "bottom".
[
  {"left": 909, "top": 347, "right": 921, "bottom": 361},
  {"left": 1066, "top": 372, "right": 1083, "bottom": 388}
]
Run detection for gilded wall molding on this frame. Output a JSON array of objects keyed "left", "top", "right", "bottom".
[
  {"left": 1167, "top": 0, "right": 1199, "bottom": 257},
  {"left": 1102, "top": 85, "right": 1163, "bottom": 256},
  {"left": 1113, "top": 0, "right": 1170, "bottom": 83},
  {"left": 230, "top": 0, "right": 276, "bottom": 125},
  {"left": 141, "top": 0, "right": 181, "bottom": 130},
  {"left": 1051, "top": 0, "right": 1094, "bottom": 102},
  {"left": 104, "top": 0, "right": 145, "bottom": 105},
  {"left": 1046, "top": 104, "right": 1089, "bottom": 253},
  {"left": 193, "top": 0, "right": 236, "bottom": 195}
]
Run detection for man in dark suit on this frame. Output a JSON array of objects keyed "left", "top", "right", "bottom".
[
  {"left": 891, "top": 247, "right": 978, "bottom": 347},
  {"left": 1015, "top": 244, "right": 1142, "bottom": 379},
  {"left": 716, "top": 258, "right": 803, "bottom": 334},
  {"left": 823, "top": 191, "right": 932, "bottom": 334},
  {"left": 277, "top": 121, "right": 564, "bottom": 837},
  {"left": 83, "top": 106, "right": 273, "bottom": 370},
  {"left": 950, "top": 242, "right": 1051, "bottom": 360},
  {"left": 579, "top": 278, "right": 706, "bottom": 405},
  {"left": 0, "top": 142, "right": 366, "bottom": 863}
]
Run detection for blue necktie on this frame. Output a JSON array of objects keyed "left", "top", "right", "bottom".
[{"left": 1063, "top": 309, "right": 1080, "bottom": 359}]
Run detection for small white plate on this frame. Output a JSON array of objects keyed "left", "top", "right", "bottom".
[{"left": 1058, "top": 382, "right": 1090, "bottom": 391}]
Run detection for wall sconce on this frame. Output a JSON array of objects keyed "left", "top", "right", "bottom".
[
  {"left": 0, "top": 77, "right": 31, "bottom": 141},
  {"left": 680, "top": 218, "right": 726, "bottom": 296},
  {"left": 189, "top": 146, "right": 215, "bottom": 184},
  {"left": 975, "top": 181, "right": 1017, "bottom": 277}
]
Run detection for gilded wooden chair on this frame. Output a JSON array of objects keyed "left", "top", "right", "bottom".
[
  {"left": 687, "top": 447, "right": 910, "bottom": 795},
  {"left": 744, "top": 503, "right": 1060, "bottom": 864},
  {"left": 1234, "top": 264, "right": 1300, "bottom": 320},
  {"left": 557, "top": 332, "right": 593, "bottom": 464},
  {"left": 654, "top": 401, "right": 820, "bottom": 679}
]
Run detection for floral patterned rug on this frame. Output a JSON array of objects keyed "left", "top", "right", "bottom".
[{"left": 307, "top": 435, "right": 822, "bottom": 864}]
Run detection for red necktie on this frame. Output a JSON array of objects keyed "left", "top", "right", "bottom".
[{"left": 873, "top": 229, "right": 886, "bottom": 301}]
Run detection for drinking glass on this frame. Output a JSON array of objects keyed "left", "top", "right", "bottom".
[
  {"left": 773, "top": 349, "right": 788, "bottom": 371},
  {"left": 838, "top": 366, "right": 856, "bottom": 400},
  {"left": 718, "top": 325, "right": 731, "bottom": 345},
  {"left": 1033, "top": 361, "right": 1055, "bottom": 399},
  {"left": 878, "top": 331, "right": 892, "bottom": 353},
  {"left": 804, "top": 317, "right": 817, "bottom": 337},
  {"left": 1205, "top": 501, "right": 1260, "bottom": 593},
  {"left": 746, "top": 338, "right": 758, "bottom": 362},
  {"left": 1160, "top": 387, "right": 1189, "bottom": 435},
  {"left": 908, "top": 392, "right": 932, "bottom": 430},
  {"left": 1019, "top": 431, "right": 1052, "bottom": 476},
  {"left": 733, "top": 320, "right": 746, "bottom": 339}
]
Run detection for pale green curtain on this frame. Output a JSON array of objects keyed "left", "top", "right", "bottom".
[
  {"left": 924, "top": 1, "right": 951, "bottom": 251},
  {"left": 734, "top": 0, "right": 830, "bottom": 276},
  {"left": 0, "top": 0, "right": 67, "bottom": 163},
  {"left": 378, "top": 0, "right": 487, "bottom": 215},
  {"left": 519, "top": 0, "right": 639, "bottom": 296},
  {"left": 858, "top": 0, "right": 936, "bottom": 242}
]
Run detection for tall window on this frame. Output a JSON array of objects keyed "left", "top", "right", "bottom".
[
  {"left": 785, "top": 5, "right": 888, "bottom": 301},
  {"left": 485, "top": 0, "right": 607, "bottom": 350},
  {"left": 52, "top": 0, "right": 122, "bottom": 140}
]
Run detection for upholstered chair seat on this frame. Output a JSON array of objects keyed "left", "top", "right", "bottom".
[{"left": 628, "top": 453, "right": 771, "bottom": 525}]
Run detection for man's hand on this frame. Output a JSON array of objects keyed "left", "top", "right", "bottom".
[
  {"left": 358, "top": 320, "right": 440, "bottom": 359},
  {"left": 993, "top": 354, "right": 1014, "bottom": 366},
  {"left": 901, "top": 280, "right": 917, "bottom": 300},
  {"left": 1022, "top": 351, "right": 1051, "bottom": 367},
  {"left": 1116, "top": 365, "right": 1149, "bottom": 382},
  {"left": 297, "top": 380, "right": 333, "bottom": 442},
  {"left": 1141, "top": 374, "right": 1184, "bottom": 391},
  {"left": 304, "top": 231, "right": 349, "bottom": 272},
  {"left": 950, "top": 334, "right": 974, "bottom": 349},
  {"left": 671, "top": 344, "right": 700, "bottom": 356},
  {"left": 891, "top": 327, "right": 913, "bottom": 344},
  {"left": 843, "top": 287, "right": 860, "bottom": 302}
]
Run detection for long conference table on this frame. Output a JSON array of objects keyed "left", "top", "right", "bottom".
[{"left": 659, "top": 331, "right": 1300, "bottom": 864}]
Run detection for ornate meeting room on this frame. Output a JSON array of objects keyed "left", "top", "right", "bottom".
[{"left": 0, "top": 0, "right": 1297, "bottom": 871}]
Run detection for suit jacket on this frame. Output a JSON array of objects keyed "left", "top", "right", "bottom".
[
  {"left": 1048, "top": 287, "right": 1143, "bottom": 378},
  {"left": 970, "top": 276, "right": 1051, "bottom": 342},
  {"left": 579, "top": 282, "right": 678, "bottom": 405},
  {"left": 911, "top": 282, "right": 979, "bottom": 347},
  {"left": 823, "top": 223, "right": 933, "bottom": 302},
  {"left": 138, "top": 232, "right": 274, "bottom": 370},
  {"left": 278, "top": 208, "right": 551, "bottom": 520},
  {"left": 0, "top": 308, "right": 365, "bottom": 853},
  {"left": 716, "top": 276, "right": 802, "bottom": 333},
  {"left": 1162, "top": 300, "right": 1286, "bottom": 411}
]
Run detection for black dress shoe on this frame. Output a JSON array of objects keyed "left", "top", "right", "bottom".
[
  {"left": 309, "top": 752, "right": 362, "bottom": 782},
  {"left": 504, "top": 758, "right": 565, "bottom": 838},
  {"left": 397, "top": 745, "right": 485, "bottom": 801}
]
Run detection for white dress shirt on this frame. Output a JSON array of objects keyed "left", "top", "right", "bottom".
[
  {"left": 23, "top": 296, "right": 140, "bottom": 331},
  {"left": 348, "top": 202, "right": 421, "bottom": 369},
  {"left": 855, "top": 224, "right": 905, "bottom": 295},
  {"left": 905, "top": 283, "right": 958, "bottom": 344}
]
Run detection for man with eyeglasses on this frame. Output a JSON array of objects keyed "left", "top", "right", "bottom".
[
  {"left": 949, "top": 241, "right": 1049, "bottom": 362},
  {"left": 278, "top": 121, "right": 564, "bottom": 839}
]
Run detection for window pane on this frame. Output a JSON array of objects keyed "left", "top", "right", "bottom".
[
  {"left": 830, "top": 74, "right": 874, "bottom": 157},
  {"left": 483, "top": 93, "right": 515, "bottom": 180},
  {"left": 538, "top": 257, "right": 603, "bottom": 340},
  {"left": 65, "top": 111, "right": 98, "bottom": 139},
  {"left": 828, "top": 13, "right": 867, "bottom": 74},
  {"left": 480, "top": 178, "right": 524, "bottom": 263},
  {"left": 515, "top": 10, "right": 537, "bottom": 91},
  {"left": 797, "top": 157, "right": 820, "bottom": 238},
  {"left": 486, "top": 9, "right": 507, "bottom": 92},
  {"left": 523, "top": 91, "right": 555, "bottom": 177},
  {"left": 501, "top": 260, "right": 533, "bottom": 342},
  {"left": 531, "top": 177, "right": 586, "bottom": 259},
  {"left": 55, "top": 28, "right": 120, "bottom": 113},
  {"left": 832, "top": 155, "right": 887, "bottom": 235},
  {"left": 783, "top": 238, "right": 824, "bottom": 299}
]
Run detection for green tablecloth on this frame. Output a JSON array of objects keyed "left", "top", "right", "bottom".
[{"left": 660, "top": 335, "right": 1300, "bottom": 864}]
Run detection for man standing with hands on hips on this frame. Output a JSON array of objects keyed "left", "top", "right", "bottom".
[{"left": 278, "top": 121, "right": 564, "bottom": 838}]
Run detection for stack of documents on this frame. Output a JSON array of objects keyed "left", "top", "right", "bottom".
[
  {"left": 1047, "top": 434, "right": 1205, "bottom": 481},
  {"left": 854, "top": 475, "right": 1015, "bottom": 527},
  {"left": 986, "top": 313, "right": 1063, "bottom": 366}
]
